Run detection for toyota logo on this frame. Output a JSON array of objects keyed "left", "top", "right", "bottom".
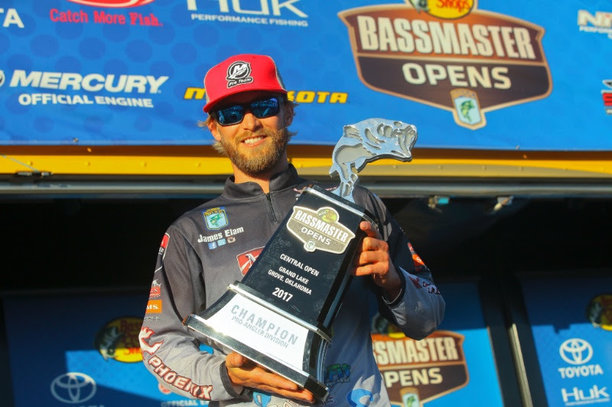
[
  {"left": 50, "top": 372, "right": 97, "bottom": 404},
  {"left": 559, "top": 338, "right": 593, "bottom": 365}
]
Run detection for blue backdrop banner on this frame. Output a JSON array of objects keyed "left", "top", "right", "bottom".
[
  {"left": 0, "top": 0, "right": 610, "bottom": 149},
  {"left": 521, "top": 276, "right": 612, "bottom": 407}
]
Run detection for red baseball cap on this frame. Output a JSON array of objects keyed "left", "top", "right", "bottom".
[{"left": 203, "top": 54, "right": 287, "bottom": 113}]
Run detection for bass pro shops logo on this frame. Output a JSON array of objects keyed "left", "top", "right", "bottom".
[
  {"left": 95, "top": 317, "right": 144, "bottom": 363},
  {"left": 339, "top": 0, "right": 552, "bottom": 129},
  {"left": 68, "top": 0, "right": 154, "bottom": 7}
]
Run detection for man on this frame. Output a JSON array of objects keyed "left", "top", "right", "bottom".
[{"left": 139, "top": 54, "right": 445, "bottom": 406}]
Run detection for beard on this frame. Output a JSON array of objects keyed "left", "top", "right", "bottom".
[{"left": 215, "top": 126, "right": 290, "bottom": 177}]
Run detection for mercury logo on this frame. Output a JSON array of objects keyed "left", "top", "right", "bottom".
[
  {"left": 226, "top": 61, "right": 253, "bottom": 87},
  {"left": 8, "top": 70, "right": 168, "bottom": 94}
]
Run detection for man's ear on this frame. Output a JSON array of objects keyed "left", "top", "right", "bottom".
[
  {"left": 207, "top": 119, "right": 221, "bottom": 141},
  {"left": 283, "top": 103, "right": 294, "bottom": 128}
]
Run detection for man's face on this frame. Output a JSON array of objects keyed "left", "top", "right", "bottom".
[{"left": 207, "top": 92, "right": 292, "bottom": 177}]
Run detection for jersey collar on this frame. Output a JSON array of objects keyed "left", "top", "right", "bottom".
[{"left": 222, "top": 164, "right": 306, "bottom": 199}]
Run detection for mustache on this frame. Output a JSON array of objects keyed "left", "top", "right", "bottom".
[{"left": 237, "top": 127, "right": 285, "bottom": 142}]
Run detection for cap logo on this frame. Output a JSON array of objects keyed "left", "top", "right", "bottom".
[{"left": 226, "top": 60, "right": 253, "bottom": 88}]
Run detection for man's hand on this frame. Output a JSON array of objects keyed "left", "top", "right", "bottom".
[
  {"left": 354, "top": 221, "right": 402, "bottom": 300},
  {"left": 225, "top": 352, "right": 315, "bottom": 403}
]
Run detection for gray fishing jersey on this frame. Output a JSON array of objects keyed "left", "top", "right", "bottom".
[{"left": 139, "top": 165, "right": 445, "bottom": 406}]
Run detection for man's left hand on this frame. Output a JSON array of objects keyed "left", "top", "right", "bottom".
[{"left": 353, "top": 221, "right": 403, "bottom": 300}]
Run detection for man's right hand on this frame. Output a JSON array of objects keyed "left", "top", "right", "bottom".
[{"left": 225, "top": 352, "right": 315, "bottom": 404}]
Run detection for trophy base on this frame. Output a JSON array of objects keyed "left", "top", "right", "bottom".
[{"left": 184, "top": 283, "right": 330, "bottom": 401}]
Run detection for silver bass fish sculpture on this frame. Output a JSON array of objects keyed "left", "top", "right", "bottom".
[{"left": 329, "top": 118, "right": 418, "bottom": 202}]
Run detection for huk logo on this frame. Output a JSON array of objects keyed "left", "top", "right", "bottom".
[
  {"left": 226, "top": 61, "right": 253, "bottom": 88},
  {"left": 339, "top": 0, "right": 552, "bottom": 129},
  {"left": 561, "top": 385, "right": 610, "bottom": 406},
  {"left": 68, "top": 0, "right": 154, "bottom": 7},
  {"left": 187, "top": 0, "right": 307, "bottom": 18},
  {"left": 186, "top": 0, "right": 308, "bottom": 27}
]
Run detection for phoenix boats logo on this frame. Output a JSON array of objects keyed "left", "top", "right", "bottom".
[{"left": 339, "top": 0, "right": 552, "bottom": 129}]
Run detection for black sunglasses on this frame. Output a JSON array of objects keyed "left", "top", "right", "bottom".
[{"left": 211, "top": 97, "right": 281, "bottom": 126}]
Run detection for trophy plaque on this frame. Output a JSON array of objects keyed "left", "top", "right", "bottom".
[{"left": 184, "top": 118, "right": 417, "bottom": 401}]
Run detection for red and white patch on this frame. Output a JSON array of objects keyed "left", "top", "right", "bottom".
[
  {"left": 236, "top": 247, "right": 264, "bottom": 275},
  {"left": 158, "top": 233, "right": 170, "bottom": 258},
  {"left": 139, "top": 326, "right": 163, "bottom": 355}
]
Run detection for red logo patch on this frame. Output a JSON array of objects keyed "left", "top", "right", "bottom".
[
  {"left": 159, "top": 233, "right": 170, "bottom": 257},
  {"left": 236, "top": 248, "right": 264, "bottom": 275}
]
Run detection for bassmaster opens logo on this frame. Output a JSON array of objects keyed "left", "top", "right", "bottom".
[
  {"left": 372, "top": 329, "right": 468, "bottom": 405},
  {"left": 339, "top": 0, "right": 552, "bottom": 129},
  {"left": 286, "top": 206, "right": 355, "bottom": 254}
]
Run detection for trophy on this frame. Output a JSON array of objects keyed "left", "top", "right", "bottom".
[{"left": 184, "top": 119, "right": 417, "bottom": 401}]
